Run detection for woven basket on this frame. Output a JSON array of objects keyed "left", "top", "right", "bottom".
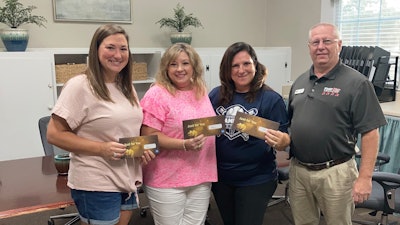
[
  {"left": 55, "top": 63, "right": 87, "bottom": 83},
  {"left": 132, "top": 62, "right": 148, "bottom": 81}
]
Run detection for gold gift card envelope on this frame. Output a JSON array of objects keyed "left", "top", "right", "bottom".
[
  {"left": 119, "top": 135, "right": 159, "bottom": 158},
  {"left": 232, "top": 111, "right": 280, "bottom": 140},
  {"left": 183, "top": 115, "right": 225, "bottom": 139}
]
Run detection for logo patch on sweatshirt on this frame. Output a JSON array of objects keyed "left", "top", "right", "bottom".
[{"left": 216, "top": 104, "right": 258, "bottom": 141}]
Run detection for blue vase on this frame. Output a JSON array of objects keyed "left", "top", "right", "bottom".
[{"left": 0, "top": 28, "right": 29, "bottom": 51}]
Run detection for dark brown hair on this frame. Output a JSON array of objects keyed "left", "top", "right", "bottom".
[
  {"left": 219, "top": 42, "right": 271, "bottom": 106},
  {"left": 86, "top": 24, "right": 138, "bottom": 106}
]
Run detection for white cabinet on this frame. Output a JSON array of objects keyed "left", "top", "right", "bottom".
[
  {"left": 196, "top": 47, "right": 292, "bottom": 95},
  {"left": 0, "top": 52, "right": 55, "bottom": 161},
  {"left": 52, "top": 48, "right": 163, "bottom": 99}
]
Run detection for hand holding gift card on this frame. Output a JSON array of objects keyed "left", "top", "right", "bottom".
[
  {"left": 232, "top": 111, "right": 280, "bottom": 140},
  {"left": 183, "top": 115, "right": 225, "bottom": 139},
  {"left": 119, "top": 135, "right": 159, "bottom": 158}
]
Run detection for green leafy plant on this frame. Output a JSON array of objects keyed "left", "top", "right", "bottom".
[
  {"left": 156, "top": 3, "right": 203, "bottom": 32},
  {"left": 0, "top": 0, "right": 47, "bottom": 28}
]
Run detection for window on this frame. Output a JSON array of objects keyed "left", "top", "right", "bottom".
[
  {"left": 334, "top": 0, "right": 400, "bottom": 54},
  {"left": 334, "top": 0, "right": 400, "bottom": 90}
]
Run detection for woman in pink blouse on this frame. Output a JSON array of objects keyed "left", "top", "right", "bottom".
[{"left": 140, "top": 43, "right": 217, "bottom": 225}]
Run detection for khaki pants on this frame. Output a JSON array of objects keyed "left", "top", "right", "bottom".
[{"left": 289, "top": 158, "right": 358, "bottom": 225}]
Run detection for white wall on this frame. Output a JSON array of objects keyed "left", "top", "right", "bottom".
[
  {"left": 265, "top": 0, "right": 323, "bottom": 80},
  {"left": 320, "top": 0, "right": 335, "bottom": 23}
]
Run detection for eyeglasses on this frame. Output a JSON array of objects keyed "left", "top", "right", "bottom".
[{"left": 308, "top": 39, "right": 338, "bottom": 47}]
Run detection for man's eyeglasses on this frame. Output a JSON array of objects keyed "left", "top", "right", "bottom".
[{"left": 308, "top": 39, "right": 338, "bottom": 47}]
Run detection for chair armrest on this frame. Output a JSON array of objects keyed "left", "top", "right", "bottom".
[
  {"left": 355, "top": 151, "right": 390, "bottom": 166},
  {"left": 278, "top": 167, "right": 289, "bottom": 181},
  {"left": 372, "top": 172, "right": 400, "bottom": 185},
  {"left": 376, "top": 153, "right": 391, "bottom": 166}
]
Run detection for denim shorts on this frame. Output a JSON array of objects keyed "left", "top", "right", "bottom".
[{"left": 71, "top": 189, "right": 138, "bottom": 225}]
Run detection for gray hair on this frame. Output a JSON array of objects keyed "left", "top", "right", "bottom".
[{"left": 308, "top": 23, "right": 342, "bottom": 40}]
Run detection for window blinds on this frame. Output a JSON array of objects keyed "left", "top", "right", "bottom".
[{"left": 334, "top": 0, "right": 400, "bottom": 55}]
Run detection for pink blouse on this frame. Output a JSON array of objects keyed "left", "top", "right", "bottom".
[{"left": 140, "top": 84, "right": 217, "bottom": 188}]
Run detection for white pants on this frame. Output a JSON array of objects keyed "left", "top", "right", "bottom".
[{"left": 144, "top": 183, "right": 211, "bottom": 225}]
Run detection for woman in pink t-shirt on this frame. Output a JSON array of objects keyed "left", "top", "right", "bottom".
[
  {"left": 47, "top": 24, "right": 155, "bottom": 225},
  {"left": 140, "top": 43, "right": 217, "bottom": 225}
]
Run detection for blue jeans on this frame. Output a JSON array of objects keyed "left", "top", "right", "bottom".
[{"left": 71, "top": 189, "right": 138, "bottom": 225}]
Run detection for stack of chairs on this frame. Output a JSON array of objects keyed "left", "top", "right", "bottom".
[{"left": 340, "top": 46, "right": 398, "bottom": 102}]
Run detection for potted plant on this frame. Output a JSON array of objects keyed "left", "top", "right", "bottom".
[
  {"left": 156, "top": 3, "right": 203, "bottom": 45},
  {"left": 0, "top": 0, "right": 47, "bottom": 51}
]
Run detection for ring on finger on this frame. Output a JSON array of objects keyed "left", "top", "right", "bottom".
[
  {"left": 273, "top": 144, "right": 277, "bottom": 148},
  {"left": 113, "top": 152, "right": 118, "bottom": 158}
]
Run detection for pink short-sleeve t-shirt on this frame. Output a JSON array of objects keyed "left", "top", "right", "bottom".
[
  {"left": 140, "top": 84, "right": 217, "bottom": 188},
  {"left": 52, "top": 75, "right": 143, "bottom": 193}
]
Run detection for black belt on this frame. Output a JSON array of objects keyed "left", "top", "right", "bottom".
[{"left": 297, "top": 156, "right": 353, "bottom": 171}]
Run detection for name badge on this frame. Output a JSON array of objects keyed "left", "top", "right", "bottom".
[{"left": 294, "top": 88, "right": 304, "bottom": 95}]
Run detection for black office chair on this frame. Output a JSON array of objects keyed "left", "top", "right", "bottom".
[
  {"left": 353, "top": 171, "right": 400, "bottom": 225},
  {"left": 355, "top": 150, "right": 391, "bottom": 172},
  {"left": 268, "top": 166, "right": 289, "bottom": 207},
  {"left": 268, "top": 151, "right": 290, "bottom": 207},
  {"left": 38, "top": 116, "right": 81, "bottom": 225},
  {"left": 39, "top": 116, "right": 57, "bottom": 156},
  {"left": 353, "top": 149, "right": 400, "bottom": 225}
]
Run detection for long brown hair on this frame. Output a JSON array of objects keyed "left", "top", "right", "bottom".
[
  {"left": 219, "top": 42, "right": 271, "bottom": 106},
  {"left": 86, "top": 24, "right": 138, "bottom": 106}
]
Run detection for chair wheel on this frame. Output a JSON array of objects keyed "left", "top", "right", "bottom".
[
  {"left": 140, "top": 209, "right": 147, "bottom": 217},
  {"left": 48, "top": 219, "right": 55, "bottom": 225}
]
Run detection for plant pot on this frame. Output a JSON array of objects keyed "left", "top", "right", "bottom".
[
  {"left": 54, "top": 153, "right": 70, "bottom": 176},
  {"left": 0, "top": 28, "right": 29, "bottom": 51},
  {"left": 170, "top": 32, "right": 192, "bottom": 45}
]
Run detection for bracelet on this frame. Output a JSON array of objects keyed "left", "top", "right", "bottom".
[{"left": 182, "top": 139, "right": 187, "bottom": 151}]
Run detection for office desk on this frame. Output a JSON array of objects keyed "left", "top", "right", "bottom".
[
  {"left": 0, "top": 156, "right": 73, "bottom": 219},
  {"left": 380, "top": 91, "right": 400, "bottom": 117}
]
